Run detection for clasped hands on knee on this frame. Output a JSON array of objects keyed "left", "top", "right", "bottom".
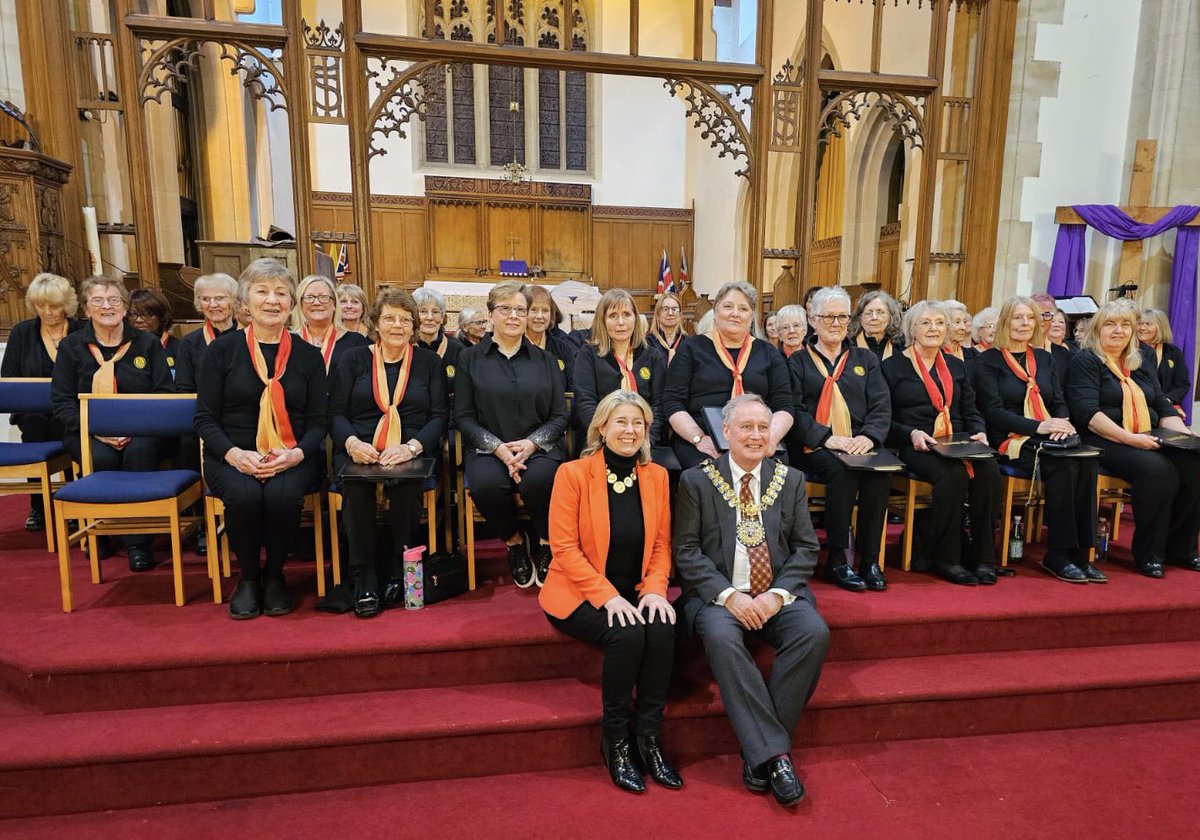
[
  {"left": 603, "top": 593, "right": 676, "bottom": 628},
  {"left": 225, "top": 446, "right": 304, "bottom": 480},
  {"left": 493, "top": 439, "right": 537, "bottom": 483},
  {"left": 724, "top": 591, "right": 783, "bottom": 631}
]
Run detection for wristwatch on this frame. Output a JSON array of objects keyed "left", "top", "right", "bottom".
[{"left": 691, "top": 433, "right": 704, "bottom": 445}]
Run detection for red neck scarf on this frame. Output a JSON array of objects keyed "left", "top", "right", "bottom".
[
  {"left": 997, "top": 349, "right": 1048, "bottom": 458},
  {"left": 370, "top": 343, "right": 413, "bottom": 451},
  {"left": 806, "top": 347, "right": 852, "bottom": 451},
  {"left": 613, "top": 348, "right": 637, "bottom": 391},
  {"left": 302, "top": 325, "right": 338, "bottom": 371},
  {"left": 709, "top": 332, "right": 754, "bottom": 397},
  {"left": 246, "top": 326, "right": 297, "bottom": 454},
  {"left": 908, "top": 348, "right": 973, "bottom": 476}
]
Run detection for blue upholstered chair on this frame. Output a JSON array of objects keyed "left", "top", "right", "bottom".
[
  {"left": 52, "top": 394, "right": 203, "bottom": 612},
  {"left": 0, "top": 378, "right": 73, "bottom": 553}
]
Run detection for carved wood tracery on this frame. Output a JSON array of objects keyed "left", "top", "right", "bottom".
[{"left": 138, "top": 37, "right": 289, "bottom": 113}]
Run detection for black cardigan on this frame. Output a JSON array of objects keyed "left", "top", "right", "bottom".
[
  {"left": 2, "top": 317, "right": 84, "bottom": 432},
  {"left": 194, "top": 330, "right": 328, "bottom": 461},
  {"left": 1065, "top": 349, "right": 1178, "bottom": 432},
  {"left": 972, "top": 347, "right": 1069, "bottom": 451},
  {"left": 663, "top": 336, "right": 792, "bottom": 428},
  {"left": 1142, "top": 342, "right": 1191, "bottom": 406},
  {"left": 51, "top": 322, "right": 174, "bottom": 435},
  {"left": 175, "top": 324, "right": 238, "bottom": 392},
  {"left": 787, "top": 344, "right": 890, "bottom": 451},
  {"left": 573, "top": 342, "right": 667, "bottom": 445},
  {"left": 327, "top": 344, "right": 449, "bottom": 460},
  {"left": 881, "top": 350, "right": 985, "bottom": 447}
]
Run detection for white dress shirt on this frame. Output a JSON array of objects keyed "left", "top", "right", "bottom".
[{"left": 716, "top": 458, "right": 796, "bottom": 608}]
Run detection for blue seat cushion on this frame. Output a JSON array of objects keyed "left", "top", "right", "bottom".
[
  {"left": 55, "top": 470, "right": 200, "bottom": 504},
  {"left": 0, "top": 441, "right": 66, "bottom": 467},
  {"left": 1000, "top": 464, "right": 1033, "bottom": 479}
]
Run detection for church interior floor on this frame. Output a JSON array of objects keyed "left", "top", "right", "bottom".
[{"left": 1, "top": 499, "right": 1199, "bottom": 833}]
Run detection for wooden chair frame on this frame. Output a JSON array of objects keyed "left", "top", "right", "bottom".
[
  {"left": 887, "top": 474, "right": 935, "bottom": 571},
  {"left": 327, "top": 474, "right": 445, "bottom": 585},
  {"left": 1097, "top": 472, "right": 1132, "bottom": 544},
  {"left": 0, "top": 378, "right": 72, "bottom": 553},
  {"left": 804, "top": 479, "right": 889, "bottom": 569},
  {"left": 998, "top": 470, "right": 1045, "bottom": 568}
]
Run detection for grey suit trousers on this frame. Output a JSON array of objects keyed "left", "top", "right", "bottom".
[{"left": 693, "top": 596, "right": 830, "bottom": 768}]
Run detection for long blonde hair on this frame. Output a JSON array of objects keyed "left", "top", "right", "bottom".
[
  {"left": 1083, "top": 298, "right": 1143, "bottom": 371},
  {"left": 291, "top": 275, "right": 347, "bottom": 334},
  {"left": 581, "top": 390, "right": 653, "bottom": 465},
  {"left": 994, "top": 296, "right": 1044, "bottom": 350},
  {"left": 590, "top": 289, "right": 647, "bottom": 357}
]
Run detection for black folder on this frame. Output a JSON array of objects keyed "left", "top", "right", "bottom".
[
  {"left": 930, "top": 433, "right": 995, "bottom": 459},
  {"left": 832, "top": 449, "right": 906, "bottom": 471},
  {"left": 1147, "top": 428, "right": 1200, "bottom": 451},
  {"left": 339, "top": 457, "right": 436, "bottom": 484},
  {"left": 702, "top": 406, "right": 730, "bottom": 451}
]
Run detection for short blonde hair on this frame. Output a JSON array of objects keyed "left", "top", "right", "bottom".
[
  {"left": 581, "top": 389, "right": 653, "bottom": 464},
  {"left": 994, "top": 297, "right": 1043, "bottom": 350},
  {"left": 237, "top": 259, "right": 296, "bottom": 311},
  {"left": 1083, "top": 298, "right": 1143, "bottom": 371},
  {"left": 487, "top": 280, "right": 531, "bottom": 311},
  {"left": 589, "top": 289, "right": 647, "bottom": 356},
  {"left": 25, "top": 273, "right": 78, "bottom": 317},
  {"left": 192, "top": 273, "right": 237, "bottom": 313},
  {"left": 901, "top": 300, "right": 949, "bottom": 346},
  {"left": 1139, "top": 308, "right": 1172, "bottom": 345},
  {"left": 292, "top": 274, "right": 346, "bottom": 333}
]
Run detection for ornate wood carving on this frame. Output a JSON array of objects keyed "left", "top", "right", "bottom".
[
  {"left": 770, "top": 59, "right": 802, "bottom": 151},
  {"left": 818, "top": 90, "right": 925, "bottom": 149},
  {"left": 592, "top": 206, "right": 694, "bottom": 220},
  {"left": 366, "top": 59, "right": 438, "bottom": 159},
  {"left": 425, "top": 175, "right": 591, "bottom": 202},
  {"left": 138, "top": 38, "right": 289, "bottom": 113},
  {"left": 303, "top": 18, "right": 346, "bottom": 124},
  {"left": 663, "top": 78, "right": 754, "bottom": 181}
]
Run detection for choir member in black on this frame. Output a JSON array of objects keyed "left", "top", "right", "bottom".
[
  {"left": 882, "top": 300, "right": 1001, "bottom": 586},
  {"left": 526, "top": 284, "right": 577, "bottom": 394},
  {"left": 1, "top": 273, "right": 82, "bottom": 530},
  {"left": 848, "top": 290, "right": 905, "bottom": 361},
  {"left": 51, "top": 276, "right": 173, "bottom": 572},
  {"left": 195, "top": 259, "right": 328, "bottom": 619},
  {"left": 786, "top": 288, "right": 891, "bottom": 592},
  {"left": 329, "top": 287, "right": 449, "bottom": 618},
  {"left": 1138, "top": 308, "right": 1191, "bottom": 412},
  {"left": 457, "top": 306, "right": 488, "bottom": 346},
  {"left": 574, "top": 288, "right": 667, "bottom": 447},
  {"left": 665, "top": 281, "right": 793, "bottom": 470},
  {"left": 1033, "top": 294, "right": 1074, "bottom": 382},
  {"left": 647, "top": 292, "right": 689, "bottom": 363},
  {"left": 129, "top": 287, "right": 180, "bottom": 382},
  {"left": 1066, "top": 299, "right": 1200, "bottom": 578},
  {"left": 764, "top": 311, "right": 780, "bottom": 348},
  {"left": 972, "top": 306, "right": 998, "bottom": 351},
  {"left": 455, "top": 280, "right": 567, "bottom": 589},
  {"left": 775, "top": 305, "right": 808, "bottom": 360},
  {"left": 943, "top": 300, "right": 978, "bottom": 366},
  {"left": 292, "top": 274, "right": 370, "bottom": 372},
  {"left": 413, "top": 287, "right": 465, "bottom": 396},
  {"left": 337, "top": 283, "right": 372, "bottom": 337},
  {"left": 974, "top": 297, "right": 1101, "bottom": 583},
  {"left": 175, "top": 273, "right": 239, "bottom": 393}
]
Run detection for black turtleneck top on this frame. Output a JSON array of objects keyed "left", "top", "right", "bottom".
[{"left": 603, "top": 446, "right": 645, "bottom": 593}]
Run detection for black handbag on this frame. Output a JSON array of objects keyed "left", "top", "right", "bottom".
[
  {"left": 424, "top": 550, "right": 469, "bottom": 604},
  {"left": 1039, "top": 434, "right": 1082, "bottom": 451}
]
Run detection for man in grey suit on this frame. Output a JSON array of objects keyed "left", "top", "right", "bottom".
[{"left": 674, "top": 393, "right": 829, "bottom": 806}]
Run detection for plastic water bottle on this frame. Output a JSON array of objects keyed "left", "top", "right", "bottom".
[
  {"left": 1097, "top": 517, "right": 1109, "bottom": 562},
  {"left": 403, "top": 545, "right": 427, "bottom": 610},
  {"left": 1008, "top": 515, "right": 1024, "bottom": 563}
]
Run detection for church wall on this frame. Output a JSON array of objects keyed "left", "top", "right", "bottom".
[{"left": 0, "top": 0, "right": 22, "bottom": 109}]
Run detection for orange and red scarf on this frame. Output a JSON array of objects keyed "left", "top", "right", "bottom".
[
  {"left": 709, "top": 332, "right": 754, "bottom": 398},
  {"left": 807, "top": 347, "right": 852, "bottom": 452},
  {"left": 370, "top": 343, "right": 413, "bottom": 451},
  {"left": 613, "top": 350, "right": 638, "bottom": 391},
  {"left": 1103, "top": 358, "right": 1151, "bottom": 433},
  {"left": 246, "top": 325, "right": 297, "bottom": 454},
  {"left": 908, "top": 348, "right": 973, "bottom": 476},
  {"left": 301, "top": 325, "right": 338, "bottom": 371},
  {"left": 997, "top": 349, "right": 1048, "bottom": 459}
]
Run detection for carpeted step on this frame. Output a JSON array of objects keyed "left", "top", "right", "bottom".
[{"left": 4, "top": 640, "right": 1200, "bottom": 818}]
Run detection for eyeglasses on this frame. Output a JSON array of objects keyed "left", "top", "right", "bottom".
[
  {"left": 378, "top": 315, "right": 414, "bottom": 327},
  {"left": 129, "top": 311, "right": 155, "bottom": 321},
  {"left": 493, "top": 305, "right": 528, "bottom": 318},
  {"left": 301, "top": 293, "right": 334, "bottom": 305},
  {"left": 659, "top": 305, "right": 681, "bottom": 314},
  {"left": 816, "top": 314, "right": 850, "bottom": 325},
  {"left": 915, "top": 319, "right": 946, "bottom": 330},
  {"left": 463, "top": 319, "right": 487, "bottom": 328},
  {"left": 88, "top": 296, "right": 123, "bottom": 308},
  {"left": 1040, "top": 311, "right": 1055, "bottom": 320},
  {"left": 778, "top": 323, "right": 805, "bottom": 332},
  {"left": 199, "top": 295, "right": 230, "bottom": 306}
]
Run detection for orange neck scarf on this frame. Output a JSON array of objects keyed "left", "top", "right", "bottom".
[
  {"left": 370, "top": 343, "right": 413, "bottom": 451},
  {"left": 709, "top": 332, "right": 754, "bottom": 398},
  {"left": 998, "top": 349, "right": 1049, "bottom": 458},
  {"left": 1103, "top": 356, "right": 1151, "bottom": 433},
  {"left": 909, "top": 348, "right": 972, "bottom": 476},
  {"left": 809, "top": 347, "right": 853, "bottom": 440},
  {"left": 203, "top": 322, "right": 219, "bottom": 345},
  {"left": 87, "top": 335, "right": 133, "bottom": 394},
  {"left": 246, "top": 326, "right": 297, "bottom": 454},
  {"left": 612, "top": 348, "right": 637, "bottom": 391},
  {"left": 857, "top": 332, "right": 892, "bottom": 360},
  {"left": 302, "top": 325, "right": 338, "bottom": 371}
]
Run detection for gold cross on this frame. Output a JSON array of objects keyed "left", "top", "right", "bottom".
[{"left": 506, "top": 232, "right": 520, "bottom": 260}]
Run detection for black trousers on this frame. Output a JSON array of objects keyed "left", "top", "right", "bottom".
[
  {"left": 65, "top": 434, "right": 161, "bottom": 550},
  {"left": 464, "top": 451, "right": 559, "bottom": 542},
  {"left": 800, "top": 449, "right": 890, "bottom": 562},
  {"left": 18, "top": 414, "right": 62, "bottom": 514},
  {"left": 205, "top": 455, "right": 321, "bottom": 580},
  {"left": 901, "top": 447, "right": 1001, "bottom": 569},
  {"left": 547, "top": 590, "right": 676, "bottom": 740},
  {"left": 1007, "top": 447, "right": 1098, "bottom": 553},
  {"left": 341, "top": 479, "right": 424, "bottom": 578},
  {"left": 1087, "top": 435, "right": 1200, "bottom": 563}
]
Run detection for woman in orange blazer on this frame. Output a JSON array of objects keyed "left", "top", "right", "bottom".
[{"left": 540, "top": 389, "right": 681, "bottom": 795}]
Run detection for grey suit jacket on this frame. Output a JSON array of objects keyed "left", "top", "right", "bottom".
[{"left": 673, "top": 454, "right": 820, "bottom": 634}]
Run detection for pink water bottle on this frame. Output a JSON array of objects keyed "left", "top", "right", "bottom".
[{"left": 403, "top": 545, "right": 427, "bottom": 610}]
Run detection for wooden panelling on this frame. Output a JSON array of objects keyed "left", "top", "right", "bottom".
[
  {"left": 485, "top": 204, "right": 535, "bottom": 271},
  {"left": 875, "top": 222, "right": 901, "bottom": 298},
  {"left": 540, "top": 207, "right": 588, "bottom": 275},
  {"left": 808, "top": 236, "right": 842, "bottom": 287},
  {"left": 311, "top": 193, "right": 428, "bottom": 288},
  {"left": 591, "top": 207, "right": 694, "bottom": 294}
]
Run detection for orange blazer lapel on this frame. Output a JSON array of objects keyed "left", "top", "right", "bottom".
[{"left": 588, "top": 451, "right": 610, "bottom": 572}]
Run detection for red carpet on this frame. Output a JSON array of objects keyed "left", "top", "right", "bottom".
[{"left": 1, "top": 496, "right": 1199, "bottom": 823}]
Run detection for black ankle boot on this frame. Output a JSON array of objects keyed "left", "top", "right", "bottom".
[
  {"left": 229, "top": 577, "right": 261, "bottom": 620},
  {"left": 636, "top": 734, "right": 683, "bottom": 789},
  {"left": 262, "top": 573, "right": 292, "bottom": 616},
  {"left": 602, "top": 736, "right": 646, "bottom": 793}
]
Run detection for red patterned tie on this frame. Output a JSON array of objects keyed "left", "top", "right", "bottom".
[{"left": 740, "top": 474, "right": 773, "bottom": 597}]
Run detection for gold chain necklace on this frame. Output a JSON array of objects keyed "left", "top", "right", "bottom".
[
  {"left": 701, "top": 460, "right": 788, "bottom": 546},
  {"left": 606, "top": 465, "right": 637, "bottom": 494}
]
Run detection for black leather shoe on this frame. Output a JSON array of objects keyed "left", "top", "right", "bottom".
[
  {"left": 742, "top": 759, "right": 769, "bottom": 793},
  {"left": 380, "top": 578, "right": 404, "bottom": 609},
  {"left": 1079, "top": 562, "right": 1108, "bottom": 583},
  {"left": 635, "top": 735, "right": 683, "bottom": 789},
  {"left": 972, "top": 564, "right": 998, "bottom": 585},
  {"left": 1039, "top": 560, "right": 1088, "bottom": 583},
  {"left": 602, "top": 737, "right": 646, "bottom": 793},
  {"left": 1137, "top": 558, "right": 1165, "bottom": 579},
  {"left": 936, "top": 564, "right": 978, "bottom": 586},
  {"left": 507, "top": 542, "right": 535, "bottom": 589},
  {"left": 859, "top": 561, "right": 888, "bottom": 591},
  {"left": 767, "top": 755, "right": 806, "bottom": 806},
  {"left": 262, "top": 574, "right": 293, "bottom": 616},
  {"left": 127, "top": 546, "right": 157, "bottom": 572},
  {"left": 534, "top": 544, "right": 553, "bottom": 588},
  {"left": 1167, "top": 555, "right": 1200, "bottom": 572},
  {"left": 24, "top": 508, "right": 45, "bottom": 532},
  {"left": 354, "top": 567, "right": 381, "bottom": 618},
  {"left": 229, "top": 578, "right": 261, "bottom": 620},
  {"left": 825, "top": 562, "right": 867, "bottom": 592}
]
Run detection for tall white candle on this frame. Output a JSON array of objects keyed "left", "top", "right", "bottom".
[{"left": 81, "top": 207, "right": 102, "bottom": 276}]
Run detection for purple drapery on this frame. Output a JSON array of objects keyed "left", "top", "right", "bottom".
[{"left": 1046, "top": 204, "right": 1200, "bottom": 420}]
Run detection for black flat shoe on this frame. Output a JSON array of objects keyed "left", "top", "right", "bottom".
[
  {"left": 24, "top": 509, "right": 44, "bottom": 532},
  {"left": 534, "top": 544, "right": 553, "bottom": 588},
  {"left": 353, "top": 569, "right": 381, "bottom": 618},
  {"left": 380, "top": 578, "right": 404, "bottom": 609},
  {"left": 936, "top": 564, "right": 978, "bottom": 586},
  {"left": 602, "top": 737, "right": 645, "bottom": 793},
  {"left": 1136, "top": 559, "right": 1165, "bottom": 579},
  {"left": 742, "top": 759, "right": 769, "bottom": 793},
  {"left": 1167, "top": 556, "right": 1200, "bottom": 572},
  {"left": 860, "top": 562, "right": 888, "bottom": 591},
  {"left": 229, "top": 578, "right": 261, "bottom": 620},
  {"left": 1039, "top": 561, "right": 1088, "bottom": 583},
  {"left": 635, "top": 734, "right": 683, "bottom": 789},
  {"left": 262, "top": 575, "right": 293, "bottom": 616},
  {"left": 507, "top": 542, "right": 535, "bottom": 589},
  {"left": 767, "top": 755, "right": 805, "bottom": 807},
  {"left": 1080, "top": 563, "right": 1108, "bottom": 583},
  {"left": 127, "top": 546, "right": 157, "bottom": 573},
  {"left": 825, "top": 562, "right": 867, "bottom": 592},
  {"left": 972, "top": 564, "right": 998, "bottom": 585}
]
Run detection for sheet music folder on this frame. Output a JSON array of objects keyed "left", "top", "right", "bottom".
[
  {"left": 832, "top": 449, "right": 906, "bottom": 471},
  {"left": 930, "top": 433, "right": 995, "bottom": 459},
  {"left": 1147, "top": 428, "right": 1200, "bottom": 452},
  {"left": 339, "top": 457, "right": 436, "bottom": 483}
]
